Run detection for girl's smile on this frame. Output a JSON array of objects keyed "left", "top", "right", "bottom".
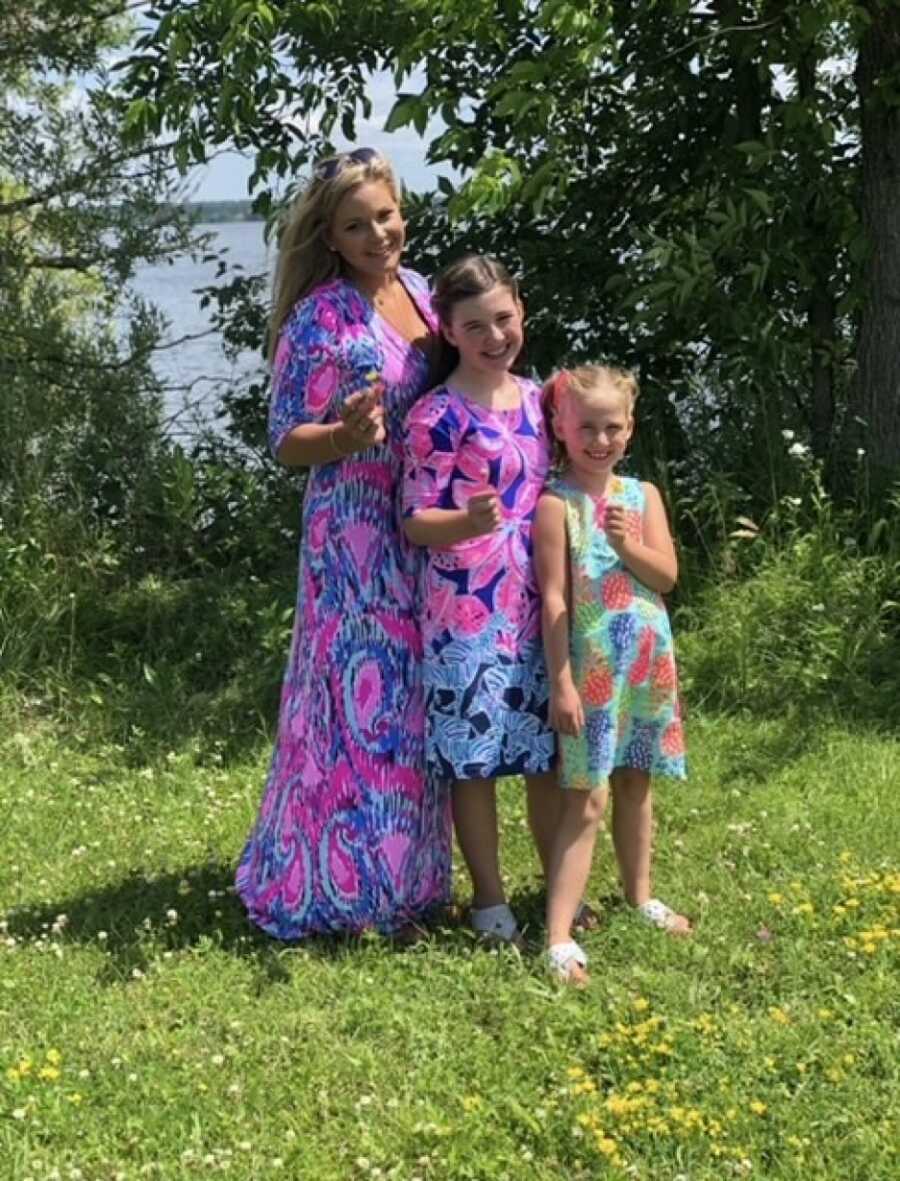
[
  {"left": 554, "top": 387, "right": 634, "bottom": 487},
  {"left": 443, "top": 286, "right": 524, "bottom": 375}
]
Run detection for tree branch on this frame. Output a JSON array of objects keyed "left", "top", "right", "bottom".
[{"left": 0, "top": 142, "right": 177, "bottom": 218}]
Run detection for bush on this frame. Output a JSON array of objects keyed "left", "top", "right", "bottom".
[{"left": 677, "top": 468, "right": 900, "bottom": 722}]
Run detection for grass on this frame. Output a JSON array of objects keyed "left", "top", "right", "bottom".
[{"left": 1, "top": 713, "right": 898, "bottom": 1180}]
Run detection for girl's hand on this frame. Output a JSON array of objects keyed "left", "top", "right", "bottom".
[
  {"left": 605, "top": 503, "right": 629, "bottom": 552},
  {"left": 340, "top": 384, "right": 386, "bottom": 449},
  {"left": 466, "top": 491, "right": 503, "bottom": 536},
  {"left": 550, "top": 682, "right": 585, "bottom": 738}
]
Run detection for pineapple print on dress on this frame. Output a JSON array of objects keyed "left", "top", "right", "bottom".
[{"left": 554, "top": 474, "right": 686, "bottom": 791}]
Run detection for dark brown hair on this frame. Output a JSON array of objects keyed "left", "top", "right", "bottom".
[{"left": 432, "top": 253, "right": 521, "bottom": 327}]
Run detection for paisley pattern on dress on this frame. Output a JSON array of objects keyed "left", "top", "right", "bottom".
[
  {"left": 402, "top": 378, "right": 555, "bottom": 780},
  {"left": 551, "top": 474, "right": 686, "bottom": 790},
  {"left": 236, "top": 269, "right": 452, "bottom": 938}
]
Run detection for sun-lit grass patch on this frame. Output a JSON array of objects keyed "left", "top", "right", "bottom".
[{"left": 1, "top": 715, "right": 898, "bottom": 1179}]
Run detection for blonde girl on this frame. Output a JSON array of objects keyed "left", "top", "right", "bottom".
[{"left": 534, "top": 365, "right": 690, "bottom": 984}]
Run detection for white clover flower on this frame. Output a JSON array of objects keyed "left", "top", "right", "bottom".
[
  {"left": 788, "top": 441, "right": 810, "bottom": 458},
  {"left": 781, "top": 429, "right": 795, "bottom": 441},
  {"left": 857, "top": 448, "right": 866, "bottom": 458}
]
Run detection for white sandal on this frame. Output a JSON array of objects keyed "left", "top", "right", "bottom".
[
  {"left": 470, "top": 903, "right": 521, "bottom": 944},
  {"left": 636, "top": 898, "right": 692, "bottom": 935},
  {"left": 546, "top": 940, "right": 589, "bottom": 985}
]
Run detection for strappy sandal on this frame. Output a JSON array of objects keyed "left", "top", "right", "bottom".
[
  {"left": 636, "top": 898, "right": 692, "bottom": 937},
  {"left": 546, "top": 940, "right": 589, "bottom": 987},
  {"left": 470, "top": 903, "right": 523, "bottom": 947}
]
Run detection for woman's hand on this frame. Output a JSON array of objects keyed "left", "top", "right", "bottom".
[
  {"left": 550, "top": 679, "right": 585, "bottom": 738},
  {"left": 465, "top": 490, "right": 503, "bottom": 537},
  {"left": 340, "top": 383, "right": 386, "bottom": 450}
]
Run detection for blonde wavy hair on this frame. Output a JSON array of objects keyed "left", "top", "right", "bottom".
[
  {"left": 268, "top": 150, "right": 402, "bottom": 362},
  {"left": 542, "top": 364, "right": 639, "bottom": 468}
]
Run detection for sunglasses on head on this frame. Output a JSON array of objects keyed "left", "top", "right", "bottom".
[{"left": 313, "top": 146, "right": 379, "bottom": 181}]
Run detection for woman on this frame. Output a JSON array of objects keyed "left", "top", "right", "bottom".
[{"left": 236, "top": 148, "right": 452, "bottom": 939}]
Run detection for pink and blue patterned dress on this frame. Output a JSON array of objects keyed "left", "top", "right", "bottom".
[
  {"left": 550, "top": 474, "right": 686, "bottom": 791},
  {"left": 236, "top": 269, "right": 452, "bottom": 938},
  {"left": 402, "top": 377, "right": 555, "bottom": 780}
]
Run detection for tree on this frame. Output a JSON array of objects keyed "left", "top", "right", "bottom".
[
  {"left": 0, "top": 0, "right": 200, "bottom": 536},
  {"left": 119, "top": 0, "right": 900, "bottom": 493}
]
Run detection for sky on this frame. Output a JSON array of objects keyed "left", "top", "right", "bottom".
[{"left": 187, "top": 71, "right": 451, "bottom": 201}]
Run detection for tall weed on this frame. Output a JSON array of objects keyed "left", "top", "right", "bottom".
[{"left": 677, "top": 457, "right": 900, "bottom": 722}]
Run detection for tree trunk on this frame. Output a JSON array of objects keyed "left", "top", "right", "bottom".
[{"left": 853, "top": 2, "right": 900, "bottom": 478}]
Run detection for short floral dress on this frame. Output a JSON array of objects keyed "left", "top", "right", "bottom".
[
  {"left": 402, "top": 377, "right": 555, "bottom": 781},
  {"left": 235, "top": 269, "right": 452, "bottom": 938},
  {"left": 551, "top": 474, "right": 686, "bottom": 790}
]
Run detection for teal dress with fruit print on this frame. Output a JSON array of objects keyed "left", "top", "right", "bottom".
[{"left": 552, "top": 474, "right": 686, "bottom": 791}]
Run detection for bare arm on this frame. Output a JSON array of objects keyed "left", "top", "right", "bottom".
[
  {"left": 605, "top": 482, "right": 678, "bottom": 594},
  {"left": 404, "top": 492, "right": 502, "bottom": 549},
  {"left": 275, "top": 386, "right": 385, "bottom": 468},
  {"left": 534, "top": 493, "right": 584, "bottom": 737}
]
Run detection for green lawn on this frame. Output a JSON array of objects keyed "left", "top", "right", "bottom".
[{"left": 1, "top": 715, "right": 897, "bottom": 1179}]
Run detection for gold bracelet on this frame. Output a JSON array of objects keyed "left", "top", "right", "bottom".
[{"left": 328, "top": 424, "right": 347, "bottom": 461}]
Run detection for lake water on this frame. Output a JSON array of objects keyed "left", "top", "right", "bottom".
[{"left": 130, "top": 221, "right": 271, "bottom": 437}]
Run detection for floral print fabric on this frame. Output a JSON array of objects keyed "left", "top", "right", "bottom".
[
  {"left": 402, "top": 378, "right": 555, "bottom": 780},
  {"left": 552, "top": 474, "right": 686, "bottom": 790},
  {"left": 236, "top": 269, "right": 452, "bottom": 938}
]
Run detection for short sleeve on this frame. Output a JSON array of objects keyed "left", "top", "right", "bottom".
[
  {"left": 402, "top": 394, "right": 464, "bottom": 517},
  {"left": 267, "top": 293, "right": 343, "bottom": 457}
]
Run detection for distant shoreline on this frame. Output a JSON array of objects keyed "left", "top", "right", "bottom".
[{"left": 183, "top": 199, "right": 263, "bottom": 223}]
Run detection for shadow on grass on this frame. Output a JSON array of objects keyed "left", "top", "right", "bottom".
[
  {"left": 6, "top": 862, "right": 483, "bottom": 990},
  {"left": 710, "top": 711, "right": 827, "bottom": 786}
]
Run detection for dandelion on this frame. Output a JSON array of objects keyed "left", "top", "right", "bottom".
[
  {"left": 595, "top": 1135, "right": 619, "bottom": 1158},
  {"left": 749, "top": 1100, "right": 767, "bottom": 1116},
  {"left": 769, "top": 1006, "right": 791, "bottom": 1026},
  {"left": 632, "top": 997, "right": 650, "bottom": 1013},
  {"left": 38, "top": 1065, "right": 60, "bottom": 1082}
]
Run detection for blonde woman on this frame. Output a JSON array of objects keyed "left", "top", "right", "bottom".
[{"left": 236, "top": 149, "right": 451, "bottom": 940}]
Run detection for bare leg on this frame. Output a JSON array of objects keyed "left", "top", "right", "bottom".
[
  {"left": 611, "top": 767, "right": 691, "bottom": 935},
  {"left": 452, "top": 777, "right": 505, "bottom": 908},
  {"left": 610, "top": 767, "right": 652, "bottom": 906},
  {"left": 525, "top": 769, "right": 561, "bottom": 879},
  {"left": 545, "top": 788, "right": 607, "bottom": 949}
]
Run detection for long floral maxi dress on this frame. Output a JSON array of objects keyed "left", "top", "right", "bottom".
[
  {"left": 402, "top": 377, "right": 555, "bottom": 780},
  {"left": 550, "top": 474, "right": 686, "bottom": 791},
  {"left": 236, "top": 269, "right": 452, "bottom": 938}
]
